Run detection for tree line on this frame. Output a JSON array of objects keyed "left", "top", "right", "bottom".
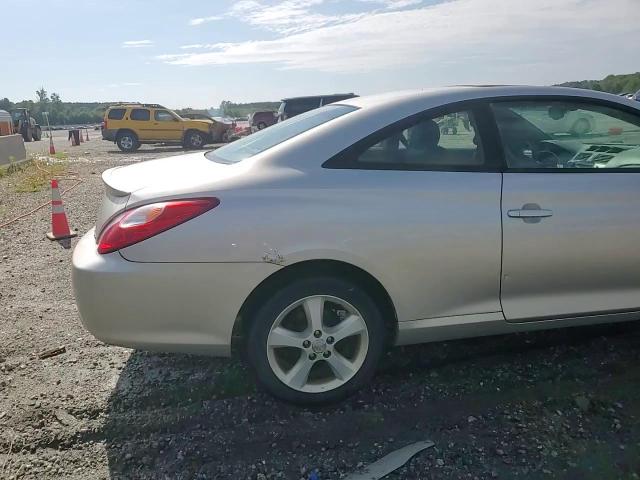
[
  {"left": 0, "top": 88, "right": 107, "bottom": 126},
  {"left": 219, "top": 100, "right": 280, "bottom": 118},
  {"left": 556, "top": 72, "right": 640, "bottom": 95},
  {"left": 0, "top": 90, "right": 281, "bottom": 126},
  {"left": 3, "top": 74, "right": 636, "bottom": 128}
]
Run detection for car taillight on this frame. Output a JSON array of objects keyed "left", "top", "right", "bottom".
[
  {"left": 97, "top": 198, "right": 219, "bottom": 254},
  {"left": 104, "top": 119, "right": 108, "bottom": 129}
]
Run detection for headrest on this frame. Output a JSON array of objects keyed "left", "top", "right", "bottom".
[{"left": 409, "top": 120, "right": 441, "bottom": 151}]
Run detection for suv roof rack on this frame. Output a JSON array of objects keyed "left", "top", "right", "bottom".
[{"left": 109, "top": 103, "right": 167, "bottom": 109}]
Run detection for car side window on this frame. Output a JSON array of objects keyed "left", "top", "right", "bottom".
[
  {"left": 329, "top": 109, "right": 484, "bottom": 170},
  {"left": 154, "top": 110, "right": 176, "bottom": 122},
  {"left": 107, "top": 108, "right": 126, "bottom": 120},
  {"left": 130, "top": 109, "right": 150, "bottom": 121},
  {"left": 491, "top": 101, "right": 640, "bottom": 170}
]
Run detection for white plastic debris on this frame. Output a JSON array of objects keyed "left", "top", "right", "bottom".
[{"left": 344, "top": 440, "right": 435, "bottom": 480}]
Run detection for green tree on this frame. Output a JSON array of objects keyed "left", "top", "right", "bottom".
[
  {"left": 557, "top": 72, "right": 640, "bottom": 94},
  {"left": 0, "top": 97, "right": 13, "bottom": 112},
  {"left": 36, "top": 87, "right": 49, "bottom": 104}
]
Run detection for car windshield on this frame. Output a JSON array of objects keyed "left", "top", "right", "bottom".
[{"left": 206, "top": 104, "right": 357, "bottom": 163}]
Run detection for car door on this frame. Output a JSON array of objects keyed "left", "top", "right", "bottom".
[
  {"left": 323, "top": 103, "right": 504, "bottom": 321},
  {"left": 129, "top": 108, "right": 153, "bottom": 141},
  {"left": 152, "top": 109, "right": 184, "bottom": 141},
  {"left": 493, "top": 98, "right": 640, "bottom": 321}
]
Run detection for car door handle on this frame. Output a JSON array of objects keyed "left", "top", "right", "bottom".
[{"left": 507, "top": 209, "right": 553, "bottom": 218}]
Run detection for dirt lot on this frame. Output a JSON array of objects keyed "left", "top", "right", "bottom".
[{"left": 1, "top": 133, "right": 639, "bottom": 479}]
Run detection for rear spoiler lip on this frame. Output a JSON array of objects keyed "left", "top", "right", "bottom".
[{"left": 102, "top": 167, "right": 136, "bottom": 197}]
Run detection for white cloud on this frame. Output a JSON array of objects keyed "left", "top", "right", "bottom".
[
  {"left": 227, "top": 0, "right": 365, "bottom": 34},
  {"left": 159, "top": 0, "right": 637, "bottom": 78},
  {"left": 180, "top": 44, "right": 221, "bottom": 50},
  {"left": 185, "top": 0, "right": 413, "bottom": 35},
  {"left": 122, "top": 40, "right": 154, "bottom": 48},
  {"left": 189, "top": 15, "right": 223, "bottom": 26},
  {"left": 358, "top": 0, "right": 423, "bottom": 9}
]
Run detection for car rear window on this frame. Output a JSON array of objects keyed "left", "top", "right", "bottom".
[
  {"left": 322, "top": 95, "right": 356, "bottom": 105},
  {"left": 286, "top": 98, "right": 322, "bottom": 116},
  {"left": 107, "top": 108, "right": 126, "bottom": 120},
  {"left": 207, "top": 105, "right": 357, "bottom": 164},
  {"left": 130, "top": 109, "right": 150, "bottom": 121}
]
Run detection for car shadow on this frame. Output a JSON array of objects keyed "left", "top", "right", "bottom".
[
  {"left": 107, "top": 143, "right": 226, "bottom": 155},
  {"left": 107, "top": 147, "right": 188, "bottom": 154},
  {"left": 103, "top": 321, "right": 640, "bottom": 478}
]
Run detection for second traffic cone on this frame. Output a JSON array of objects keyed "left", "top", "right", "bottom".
[
  {"left": 49, "top": 136, "right": 56, "bottom": 155},
  {"left": 46, "top": 179, "right": 77, "bottom": 241},
  {"left": 85, "top": 129, "right": 90, "bottom": 142}
]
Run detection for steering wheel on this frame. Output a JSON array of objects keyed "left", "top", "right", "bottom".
[
  {"left": 504, "top": 138, "right": 560, "bottom": 168},
  {"left": 535, "top": 145, "right": 563, "bottom": 168}
]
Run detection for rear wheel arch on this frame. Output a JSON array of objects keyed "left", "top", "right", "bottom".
[
  {"left": 231, "top": 259, "right": 398, "bottom": 356},
  {"left": 115, "top": 128, "right": 140, "bottom": 143},
  {"left": 115, "top": 129, "right": 140, "bottom": 152},
  {"left": 116, "top": 129, "right": 138, "bottom": 142}
]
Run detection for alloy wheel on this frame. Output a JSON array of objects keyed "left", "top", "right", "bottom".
[
  {"left": 266, "top": 295, "right": 369, "bottom": 393},
  {"left": 120, "top": 136, "right": 133, "bottom": 150},
  {"left": 191, "top": 133, "right": 203, "bottom": 147}
]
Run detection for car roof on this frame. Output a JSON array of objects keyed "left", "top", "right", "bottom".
[
  {"left": 281, "top": 94, "right": 356, "bottom": 101},
  {"left": 336, "top": 85, "right": 639, "bottom": 111},
  {"left": 230, "top": 85, "right": 640, "bottom": 171}
]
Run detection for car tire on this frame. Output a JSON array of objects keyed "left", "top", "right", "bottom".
[
  {"left": 246, "top": 276, "right": 387, "bottom": 405},
  {"left": 257, "top": 122, "right": 267, "bottom": 130},
  {"left": 571, "top": 119, "right": 591, "bottom": 136},
  {"left": 116, "top": 131, "right": 139, "bottom": 152},
  {"left": 33, "top": 126, "right": 42, "bottom": 141},
  {"left": 184, "top": 130, "right": 205, "bottom": 149}
]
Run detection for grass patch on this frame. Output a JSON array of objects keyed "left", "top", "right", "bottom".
[
  {"left": 13, "top": 157, "right": 68, "bottom": 193},
  {"left": 0, "top": 160, "right": 25, "bottom": 179}
]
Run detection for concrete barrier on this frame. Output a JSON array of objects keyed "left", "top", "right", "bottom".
[{"left": 0, "top": 134, "right": 27, "bottom": 166}]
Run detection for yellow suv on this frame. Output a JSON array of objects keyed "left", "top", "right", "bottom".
[{"left": 102, "top": 104, "right": 216, "bottom": 152}]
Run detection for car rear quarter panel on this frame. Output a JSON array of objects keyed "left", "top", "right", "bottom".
[{"left": 120, "top": 165, "right": 503, "bottom": 323}]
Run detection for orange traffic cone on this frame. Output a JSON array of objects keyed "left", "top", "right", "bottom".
[
  {"left": 78, "top": 130, "right": 83, "bottom": 143},
  {"left": 85, "top": 129, "right": 90, "bottom": 142},
  {"left": 49, "top": 136, "right": 56, "bottom": 155},
  {"left": 46, "top": 180, "right": 77, "bottom": 241}
]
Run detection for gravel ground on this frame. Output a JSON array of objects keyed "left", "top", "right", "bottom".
[{"left": 1, "top": 134, "right": 639, "bottom": 479}]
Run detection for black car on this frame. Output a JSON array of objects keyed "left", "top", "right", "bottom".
[{"left": 277, "top": 93, "right": 357, "bottom": 121}]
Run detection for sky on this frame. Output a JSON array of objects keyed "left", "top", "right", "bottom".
[{"left": 1, "top": 0, "right": 637, "bottom": 109}]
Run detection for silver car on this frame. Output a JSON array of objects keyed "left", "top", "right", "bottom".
[{"left": 72, "top": 86, "right": 640, "bottom": 404}]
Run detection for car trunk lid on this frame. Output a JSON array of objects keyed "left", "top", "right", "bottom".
[{"left": 94, "top": 151, "right": 246, "bottom": 238}]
